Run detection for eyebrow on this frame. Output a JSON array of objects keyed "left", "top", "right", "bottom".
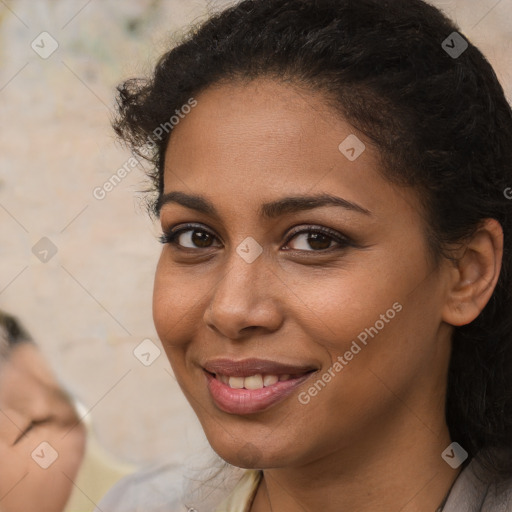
[{"left": 157, "top": 191, "right": 371, "bottom": 219}]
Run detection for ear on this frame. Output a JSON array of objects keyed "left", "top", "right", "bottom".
[{"left": 442, "top": 218, "right": 503, "bottom": 327}]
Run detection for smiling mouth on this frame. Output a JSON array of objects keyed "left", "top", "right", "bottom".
[
  {"left": 203, "top": 367, "right": 317, "bottom": 415},
  {"left": 202, "top": 357, "right": 318, "bottom": 414},
  {"left": 205, "top": 370, "right": 315, "bottom": 390}
]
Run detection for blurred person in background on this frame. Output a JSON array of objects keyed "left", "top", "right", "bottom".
[
  {"left": 0, "top": 310, "right": 86, "bottom": 512},
  {"left": 0, "top": 310, "right": 137, "bottom": 512}
]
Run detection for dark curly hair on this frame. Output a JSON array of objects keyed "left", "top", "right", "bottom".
[{"left": 112, "top": 0, "right": 512, "bottom": 481}]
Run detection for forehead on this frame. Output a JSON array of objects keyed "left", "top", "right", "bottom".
[
  {"left": 161, "top": 77, "right": 418, "bottom": 226},
  {"left": 167, "top": 77, "right": 342, "bottom": 152},
  {"left": 164, "top": 78, "right": 372, "bottom": 187}
]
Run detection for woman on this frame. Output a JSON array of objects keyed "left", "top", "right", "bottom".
[{"left": 98, "top": 0, "right": 512, "bottom": 510}]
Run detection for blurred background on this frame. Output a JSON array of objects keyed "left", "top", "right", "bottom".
[{"left": 0, "top": 0, "right": 510, "bottom": 510}]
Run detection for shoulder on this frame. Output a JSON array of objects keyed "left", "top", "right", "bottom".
[
  {"left": 94, "top": 461, "right": 247, "bottom": 512},
  {"left": 444, "top": 452, "right": 512, "bottom": 512},
  {"left": 93, "top": 462, "right": 188, "bottom": 512},
  {"left": 481, "top": 472, "right": 512, "bottom": 511}
]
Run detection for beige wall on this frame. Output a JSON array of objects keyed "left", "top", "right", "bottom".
[{"left": 0, "top": 0, "right": 510, "bottom": 471}]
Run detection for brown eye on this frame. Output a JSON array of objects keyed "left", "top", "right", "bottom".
[
  {"left": 284, "top": 227, "right": 351, "bottom": 252},
  {"left": 160, "top": 226, "right": 221, "bottom": 249},
  {"left": 181, "top": 229, "right": 215, "bottom": 248},
  {"left": 186, "top": 229, "right": 213, "bottom": 247}
]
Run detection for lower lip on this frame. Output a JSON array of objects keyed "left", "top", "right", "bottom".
[{"left": 204, "top": 370, "right": 314, "bottom": 415}]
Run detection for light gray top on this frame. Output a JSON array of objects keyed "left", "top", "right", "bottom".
[{"left": 95, "top": 452, "right": 512, "bottom": 512}]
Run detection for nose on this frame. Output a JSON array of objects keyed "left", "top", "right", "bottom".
[{"left": 203, "top": 251, "right": 283, "bottom": 340}]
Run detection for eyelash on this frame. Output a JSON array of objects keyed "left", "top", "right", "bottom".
[
  {"left": 158, "top": 223, "right": 353, "bottom": 253},
  {"left": 13, "top": 418, "right": 53, "bottom": 445}
]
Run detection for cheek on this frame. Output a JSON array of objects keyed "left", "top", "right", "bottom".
[
  {"left": 287, "top": 264, "right": 403, "bottom": 356},
  {"left": 290, "top": 251, "right": 441, "bottom": 393},
  {"left": 0, "top": 429, "right": 82, "bottom": 512},
  {"left": 299, "top": 280, "right": 443, "bottom": 422},
  {"left": 152, "top": 254, "right": 206, "bottom": 349},
  {"left": 0, "top": 444, "right": 28, "bottom": 492}
]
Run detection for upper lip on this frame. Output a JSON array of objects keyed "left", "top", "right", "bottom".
[{"left": 203, "top": 358, "right": 317, "bottom": 378}]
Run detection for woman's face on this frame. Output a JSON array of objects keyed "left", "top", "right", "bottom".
[{"left": 153, "top": 78, "right": 454, "bottom": 469}]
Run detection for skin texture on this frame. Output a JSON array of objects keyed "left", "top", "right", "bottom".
[
  {"left": 0, "top": 344, "right": 86, "bottom": 512},
  {"left": 153, "top": 78, "right": 503, "bottom": 512}
]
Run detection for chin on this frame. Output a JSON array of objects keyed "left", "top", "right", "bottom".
[{"left": 210, "top": 435, "right": 293, "bottom": 469}]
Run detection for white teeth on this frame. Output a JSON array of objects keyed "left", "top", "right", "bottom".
[
  {"left": 279, "top": 374, "right": 291, "bottom": 381},
  {"left": 244, "top": 374, "right": 264, "bottom": 389},
  {"left": 263, "top": 374, "right": 279, "bottom": 386},
  {"left": 228, "top": 376, "right": 245, "bottom": 389},
  {"left": 219, "top": 373, "right": 282, "bottom": 389}
]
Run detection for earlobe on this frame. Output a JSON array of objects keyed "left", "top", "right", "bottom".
[{"left": 442, "top": 218, "right": 503, "bottom": 327}]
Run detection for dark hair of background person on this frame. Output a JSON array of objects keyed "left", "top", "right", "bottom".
[
  {"left": 111, "top": 0, "right": 512, "bottom": 482},
  {"left": 0, "top": 310, "right": 33, "bottom": 357}
]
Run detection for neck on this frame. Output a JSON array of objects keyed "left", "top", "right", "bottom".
[{"left": 250, "top": 409, "right": 461, "bottom": 512}]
